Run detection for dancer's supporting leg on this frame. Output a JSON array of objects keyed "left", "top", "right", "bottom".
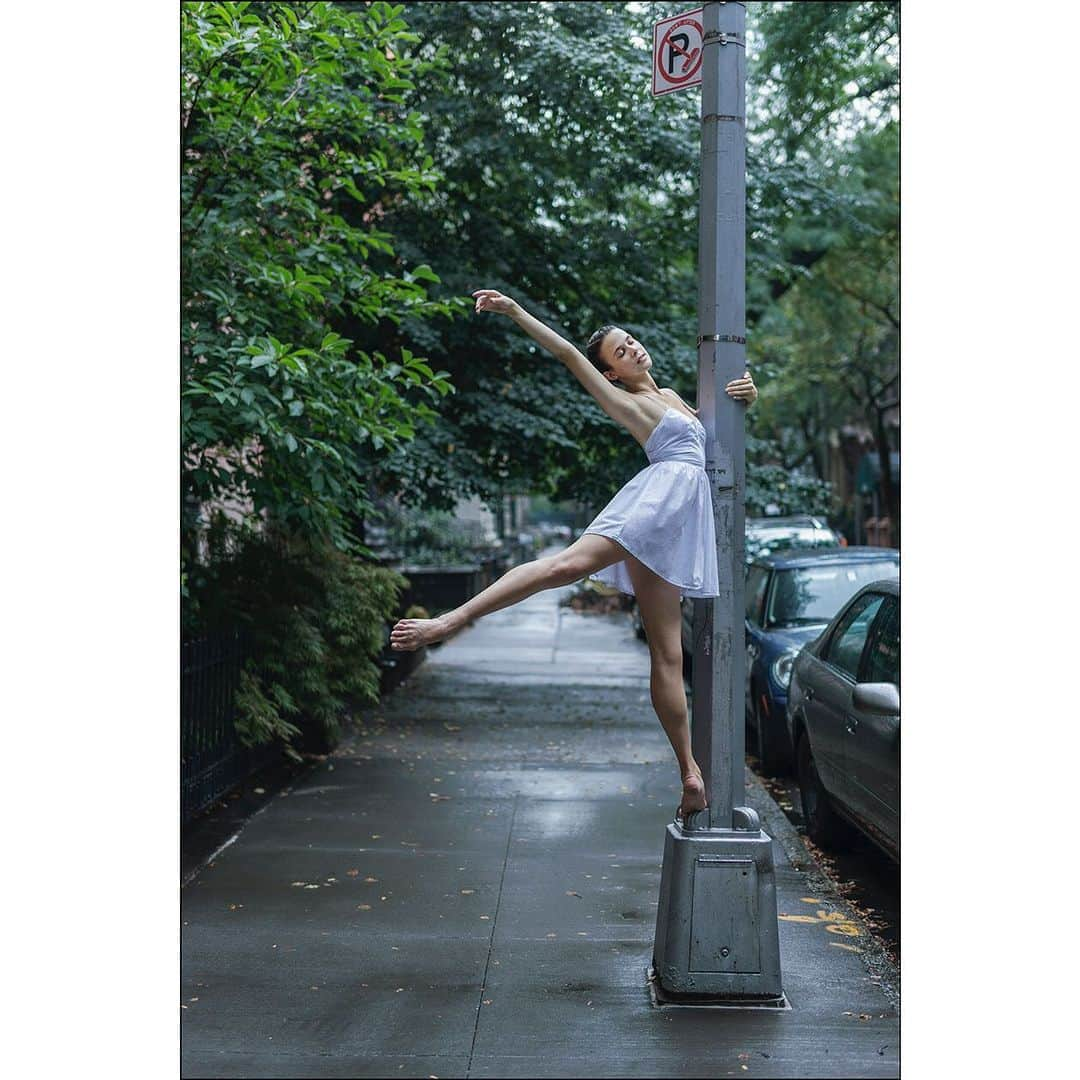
[
  {"left": 625, "top": 557, "right": 707, "bottom": 818},
  {"left": 390, "top": 533, "right": 628, "bottom": 651}
]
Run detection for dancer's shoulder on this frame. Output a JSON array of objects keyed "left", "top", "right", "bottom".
[{"left": 660, "top": 387, "right": 699, "bottom": 416}]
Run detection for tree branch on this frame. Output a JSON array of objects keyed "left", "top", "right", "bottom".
[{"left": 831, "top": 277, "right": 899, "bottom": 329}]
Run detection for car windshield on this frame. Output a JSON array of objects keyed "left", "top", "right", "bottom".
[
  {"left": 745, "top": 528, "right": 838, "bottom": 561},
  {"left": 765, "top": 562, "right": 899, "bottom": 628}
]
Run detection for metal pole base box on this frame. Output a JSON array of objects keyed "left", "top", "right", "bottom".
[{"left": 652, "top": 816, "right": 783, "bottom": 1000}]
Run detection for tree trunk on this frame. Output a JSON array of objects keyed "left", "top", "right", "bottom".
[{"left": 873, "top": 412, "right": 898, "bottom": 547}]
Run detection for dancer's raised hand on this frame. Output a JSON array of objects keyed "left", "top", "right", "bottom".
[{"left": 472, "top": 289, "right": 519, "bottom": 316}]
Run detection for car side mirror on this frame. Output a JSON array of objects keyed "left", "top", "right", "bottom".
[{"left": 852, "top": 682, "right": 900, "bottom": 716}]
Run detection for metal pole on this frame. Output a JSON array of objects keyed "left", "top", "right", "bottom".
[
  {"left": 651, "top": 1, "right": 784, "bottom": 1004},
  {"left": 693, "top": 0, "right": 748, "bottom": 830}
]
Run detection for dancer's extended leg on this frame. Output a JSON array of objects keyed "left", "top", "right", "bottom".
[
  {"left": 625, "top": 556, "right": 707, "bottom": 820},
  {"left": 390, "top": 533, "right": 628, "bottom": 651}
]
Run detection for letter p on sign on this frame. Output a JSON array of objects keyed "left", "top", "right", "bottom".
[{"left": 652, "top": 8, "right": 704, "bottom": 97}]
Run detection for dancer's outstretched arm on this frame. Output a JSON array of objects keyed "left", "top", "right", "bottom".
[{"left": 472, "top": 289, "right": 640, "bottom": 430}]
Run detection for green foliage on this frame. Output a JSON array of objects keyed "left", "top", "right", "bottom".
[
  {"left": 748, "top": 119, "right": 898, "bottom": 528},
  {"left": 191, "top": 534, "right": 408, "bottom": 755},
  {"left": 753, "top": 1, "right": 898, "bottom": 156},
  {"left": 742, "top": 2, "right": 898, "bottom": 528},
  {"left": 744, "top": 456, "right": 833, "bottom": 519},
  {"left": 181, "top": 1, "right": 467, "bottom": 571},
  {"left": 234, "top": 667, "right": 304, "bottom": 751}
]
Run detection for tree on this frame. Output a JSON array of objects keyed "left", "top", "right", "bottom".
[
  {"left": 749, "top": 120, "right": 899, "bottom": 535},
  {"left": 741, "top": 1, "right": 898, "bottom": 535},
  {"left": 181, "top": 1, "right": 465, "bottom": 588}
]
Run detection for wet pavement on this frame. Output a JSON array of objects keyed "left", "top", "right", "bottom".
[{"left": 182, "top": 549, "right": 900, "bottom": 1078}]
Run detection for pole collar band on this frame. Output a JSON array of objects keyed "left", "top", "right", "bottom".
[
  {"left": 703, "top": 30, "right": 746, "bottom": 47},
  {"left": 698, "top": 334, "right": 747, "bottom": 345}
]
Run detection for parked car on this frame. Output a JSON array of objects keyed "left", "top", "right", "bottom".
[
  {"left": 786, "top": 579, "right": 899, "bottom": 862},
  {"left": 630, "top": 516, "right": 844, "bottom": 649},
  {"left": 743, "top": 548, "right": 899, "bottom": 774},
  {"left": 744, "top": 515, "right": 843, "bottom": 563}
]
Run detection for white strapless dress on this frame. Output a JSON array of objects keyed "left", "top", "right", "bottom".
[{"left": 582, "top": 407, "right": 720, "bottom": 599}]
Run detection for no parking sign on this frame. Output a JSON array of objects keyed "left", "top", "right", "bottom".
[{"left": 652, "top": 7, "right": 704, "bottom": 97}]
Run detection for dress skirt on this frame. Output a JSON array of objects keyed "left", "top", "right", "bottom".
[{"left": 582, "top": 459, "right": 720, "bottom": 599}]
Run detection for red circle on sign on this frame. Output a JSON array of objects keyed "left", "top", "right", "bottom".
[{"left": 656, "top": 17, "right": 704, "bottom": 86}]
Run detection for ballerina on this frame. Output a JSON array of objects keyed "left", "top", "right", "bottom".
[{"left": 390, "top": 289, "right": 757, "bottom": 822}]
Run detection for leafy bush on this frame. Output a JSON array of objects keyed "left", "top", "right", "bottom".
[{"left": 190, "top": 534, "right": 407, "bottom": 757}]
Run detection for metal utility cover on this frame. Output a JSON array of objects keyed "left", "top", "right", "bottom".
[{"left": 690, "top": 856, "right": 761, "bottom": 973}]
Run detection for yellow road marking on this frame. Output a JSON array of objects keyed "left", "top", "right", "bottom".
[{"left": 779, "top": 908, "right": 863, "bottom": 937}]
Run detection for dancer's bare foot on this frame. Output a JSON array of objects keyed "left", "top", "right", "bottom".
[
  {"left": 677, "top": 765, "right": 708, "bottom": 821},
  {"left": 390, "top": 615, "right": 452, "bottom": 651}
]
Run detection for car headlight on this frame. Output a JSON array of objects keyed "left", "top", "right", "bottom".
[{"left": 771, "top": 649, "right": 798, "bottom": 689}]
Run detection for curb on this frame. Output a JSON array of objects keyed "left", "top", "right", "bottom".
[{"left": 743, "top": 765, "right": 900, "bottom": 1011}]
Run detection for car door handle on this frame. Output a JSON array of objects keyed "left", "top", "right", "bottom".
[{"left": 845, "top": 714, "right": 859, "bottom": 734}]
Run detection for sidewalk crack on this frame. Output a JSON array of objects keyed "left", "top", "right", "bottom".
[{"left": 466, "top": 794, "right": 518, "bottom": 1077}]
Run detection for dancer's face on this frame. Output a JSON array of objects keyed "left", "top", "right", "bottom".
[{"left": 600, "top": 327, "right": 652, "bottom": 383}]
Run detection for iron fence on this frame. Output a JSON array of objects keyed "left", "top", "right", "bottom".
[{"left": 181, "top": 628, "right": 276, "bottom": 823}]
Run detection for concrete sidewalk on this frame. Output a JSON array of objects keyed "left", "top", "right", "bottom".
[{"left": 182, "top": 553, "right": 899, "bottom": 1078}]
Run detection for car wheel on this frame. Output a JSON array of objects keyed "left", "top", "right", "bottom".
[
  {"left": 796, "top": 731, "right": 851, "bottom": 850},
  {"left": 754, "top": 694, "right": 790, "bottom": 777}
]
